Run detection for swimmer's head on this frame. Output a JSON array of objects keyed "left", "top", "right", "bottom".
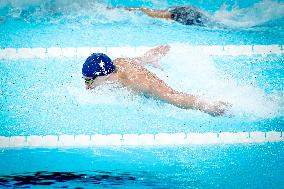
[{"left": 82, "top": 53, "right": 116, "bottom": 78}]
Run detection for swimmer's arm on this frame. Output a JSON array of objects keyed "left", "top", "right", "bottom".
[
  {"left": 142, "top": 76, "right": 228, "bottom": 116},
  {"left": 162, "top": 92, "right": 228, "bottom": 116},
  {"left": 124, "top": 66, "right": 228, "bottom": 116},
  {"left": 128, "top": 45, "right": 171, "bottom": 69},
  {"left": 125, "top": 8, "right": 172, "bottom": 20},
  {"left": 108, "top": 6, "right": 171, "bottom": 20}
]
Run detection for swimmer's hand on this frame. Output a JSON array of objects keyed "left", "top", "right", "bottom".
[
  {"left": 124, "top": 7, "right": 141, "bottom": 11},
  {"left": 144, "top": 45, "right": 170, "bottom": 58},
  {"left": 205, "top": 101, "right": 231, "bottom": 117},
  {"left": 142, "top": 45, "right": 171, "bottom": 69}
]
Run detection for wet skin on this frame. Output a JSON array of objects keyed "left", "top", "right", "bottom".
[{"left": 84, "top": 45, "right": 228, "bottom": 116}]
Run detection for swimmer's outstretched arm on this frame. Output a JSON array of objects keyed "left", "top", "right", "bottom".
[
  {"left": 107, "top": 6, "right": 171, "bottom": 20},
  {"left": 154, "top": 84, "right": 228, "bottom": 116},
  {"left": 124, "top": 7, "right": 172, "bottom": 20},
  {"left": 127, "top": 45, "right": 170, "bottom": 69},
  {"left": 165, "top": 92, "right": 228, "bottom": 116},
  {"left": 118, "top": 57, "right": 229, "bottom": 116}
]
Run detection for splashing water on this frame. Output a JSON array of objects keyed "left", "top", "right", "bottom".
[
  {"left": 67, "top": 44, "right": 283, "bottom": 119},
  {"left": 67, "top": 82, "right": 142, "bottom": 106},
  {"left": 213, "top": 0, "right": 284, "bottom": 28},
  {"left": 160, "top": 44, "right": 283, "bottom": 118},
  {"left": 1, "top": 0, "right": 284, "bottom": 28},
  {"left": 0, "top": 0, "right": 146, "bottom": 24}
]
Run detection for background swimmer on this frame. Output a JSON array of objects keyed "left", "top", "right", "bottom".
[{"left": 122, "top": 6, "right": 211, "bottom": 26}]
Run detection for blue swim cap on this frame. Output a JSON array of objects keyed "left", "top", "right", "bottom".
[{"left": 82, "top": 53, "right": 116, "bottom": 77}]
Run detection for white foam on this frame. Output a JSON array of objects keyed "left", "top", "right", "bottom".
[
  {"left": 0, "top": 0, "right": 143, "bottom": 24},
  {"left": 66, "top": 79, "right": 143, "bottom": 107},
  {"left": 1, "top": 45, "right": 283, "bottom": 118},
  {"left": 213, "top": 0, "right": 284, "bottom": 28},
  {"left": 0, "top": 0, "right": 43, "bottom": 9},
  {"left": 159, "top": 44, "right": 283, "bottom": 119},
  {"left": 1, "top": 0, "right": 284, "bottom": 28},
  {"left": 67, "top": 85, "right": 123, "bottom": 105}
]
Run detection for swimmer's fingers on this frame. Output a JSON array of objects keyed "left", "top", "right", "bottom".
[
  {"left": 161, "top": 44, "right": 171, "bottom": 51},
  {"left": 161, "top": 45, "right": 171, "bottom": 55},
  {"left": 144, "top": 45, "right": 171, "bottom": 58},
  {"left": 154, "top": 45, "right": 171, "bottom": 55},
  {"left": 140, "top": 45, "right": 170, "bottom": 69},
  {"left": 209, "top": 101, "right": 232, "bottom": 117},
  {"left": 222, "top": 102, "right": 234, "bottom": 117},
  {"left": 151, "top": 60, "right": 164, "bottom": 71},
  {"left": 124, "top": 7, "right": 140, "bottom": 11}
]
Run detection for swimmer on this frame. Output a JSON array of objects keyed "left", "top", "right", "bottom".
[
  {"left": 122, "top": 6, "right": 210, "bottom": 26},
  {"left": 82, "top": 45, "right": 228, "bottom": 116}
]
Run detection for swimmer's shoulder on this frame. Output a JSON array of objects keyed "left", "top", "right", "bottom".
[
  {"left": 113, "top": 58, "right": 129, "bottom": 66},
  {"left": 113, "top": 58, "right": 129, "bottom": 79},
  {"left": 113, "top": 58, "right": 130, "bottom": 72},
  {"left": 114, "top": 58, "right": 138, "bottom": 68}
]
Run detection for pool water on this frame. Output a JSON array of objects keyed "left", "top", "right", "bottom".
[
  {"left": 0, "top": 144, "right": 284, "bottom": 188},
  {"left": 0, "top": 54, "right": 283, "bottom": 136},
  {"left": 0, "top": 0, "right": 284, "bottom": 47},
  {"left": 0, "top": 0, "right": 284, "bottom": 188},
  {"left": 1, "top": 46, "right": 283, "bottom": 136}
]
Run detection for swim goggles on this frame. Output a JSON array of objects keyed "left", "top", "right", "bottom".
[{"left": 84, "top": 76, "right": 97, "bottom": 85}]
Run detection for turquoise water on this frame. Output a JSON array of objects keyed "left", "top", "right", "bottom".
[
  {"left": 0, "top": 55, "right": 283, "bottom": 136},
  {"left": 0, "top": 0, "right": 284, "bottom": 188},
  {"left": 0, "top": 144, "right": 284, "bottom": 188},
  {"left": 0, "top": 0, "right": 284, "bottom": 47}
]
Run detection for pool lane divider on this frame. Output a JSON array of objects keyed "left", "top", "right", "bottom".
[
  {"left": 0, "top": 131, "right": 283, "bottom": 148},
  {"left": 0, "top": 45, "right": 283, "bottom": 59}
]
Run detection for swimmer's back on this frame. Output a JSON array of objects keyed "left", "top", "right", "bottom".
[{"left": 113, "top": 58, "right": 173, "bottom": 95}]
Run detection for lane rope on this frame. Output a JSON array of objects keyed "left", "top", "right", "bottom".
[
  {"left": 0, "top": 45, "right": 283, "bottom": 59},
  {"left": 0, "top": 131, "right": 283, "bottom": 148}
]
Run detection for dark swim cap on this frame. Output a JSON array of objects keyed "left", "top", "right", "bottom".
[{"left": 82, "top": 53, "right": 116, "bottom": 77}]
